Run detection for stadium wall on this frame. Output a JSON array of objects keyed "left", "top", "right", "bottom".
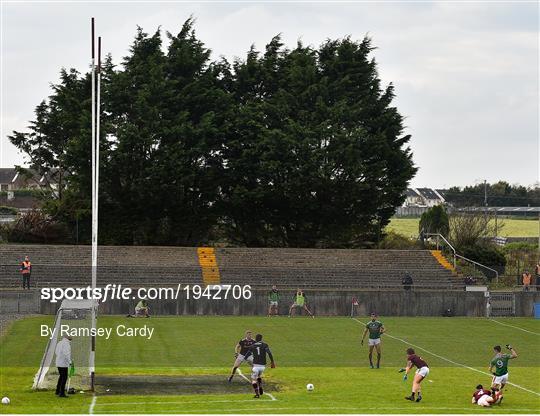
[{"left": 2, "top": 290, "right": 540, "bottom": 317}]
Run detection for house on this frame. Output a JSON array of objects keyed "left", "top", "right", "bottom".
[
  {"left": 403, "top": 188, "right": 423, "bottom": 206},
  {"left": 416, "top": 188, "right": 445, "bottom": 207},
  {"left": 0, "top": 167, "right": 57, "bottom": 210},
  {"left": 0, "top": 168, "right": 16, "bottom": 191},
  {"left": 0, "top": 167, "right": 56, "bottom": 192},
  {"left": 402, "top": 188, "right": 445, "bottom": 207}
]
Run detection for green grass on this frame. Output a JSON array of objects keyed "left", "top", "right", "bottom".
[
  {"left": 387, "top": 218, "right": 539, "bottom": 238},
  {"left": 1, "top": 316, "right": 539, "bottom": 414}
]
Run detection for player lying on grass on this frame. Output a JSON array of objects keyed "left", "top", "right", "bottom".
[
  {"left": 228, "top": 330, "right": 255, "bottom": 382},
  {"left": 246, "top": 333, "right": 275, "bottom": 398},
  {"left": 472, "top": 384, "right": 503, "bottom": 407},
  {"left": 489, "top": 344, "right": 517, "bottom": 392},
  {"left": 400, "top": 348, "right": 429, "bottom": 402},
  {"left": 126, "top": 299, "right": 150, "bottom": 318},
  {"left": 360, "top": 312, "right": 384, "bottom": 369}
]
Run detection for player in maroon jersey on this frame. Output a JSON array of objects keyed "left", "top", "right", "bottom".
[
  {"left": 401, "top": 348, "right": 429, "bottom": 402},
  {"left": 228, "top": 330, "right": 255, "bottom": 382},
  {"left": 471, "top": 384, "right": 502, "bottom": 407}
]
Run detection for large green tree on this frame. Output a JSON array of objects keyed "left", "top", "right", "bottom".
[
  {"left": 221, "top": 36, "right": 416, "bottom": 247},
  {"left": 9, "top": 21, "right": 416, "bottom": 247}
]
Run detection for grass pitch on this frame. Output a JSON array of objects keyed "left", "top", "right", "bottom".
[
  {"left": 387, "top": 217, "right": 539, "bottom": 238},
  {"left": 1, "top": 316, "right": 539, "bottom": 414}
]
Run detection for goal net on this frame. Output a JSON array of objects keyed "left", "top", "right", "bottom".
[{"left": 33, "top": 299, "right": 97, "bottom": 391}]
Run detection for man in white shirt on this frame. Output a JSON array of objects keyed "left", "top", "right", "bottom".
[{"left": 55, "top": 336, "right": 72, "bottom": 397}]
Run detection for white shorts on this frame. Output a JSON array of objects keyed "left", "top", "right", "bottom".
[
  {"left": 477, "top": 395, "right": 493, "bottom": 407},
  {"left": 234, "top": 354, "right": 254, "bottom": 368},
  {"left": 269, "top": 301, "right": 278, "bottom": 306},
  {"left": 251, "top": 365, "right": 265, "bottom": 380},
  {"left": 415, "top": 366, "right": 429, "bottom": 378},
  {"left": 368, "top": 338, "right": 381, "bottom": 346},
  {"left": 492, "top": 373, "right": 508, "bottom": 386}
]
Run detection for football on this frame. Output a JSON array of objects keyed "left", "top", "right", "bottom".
[
  {"left": 1, "top": 397, "right": 10, "bottom": 405},
  {"left": 306, "top": 383, "right": 314, "bottom": 391}
]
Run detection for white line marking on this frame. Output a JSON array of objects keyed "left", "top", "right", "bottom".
[
  {"left": 92, "top": 405, "right": 540, "bottom": 414},
  {"left": 351, "top": 318, "right": 540, "bottom": 397},
  {"left": 89, "top": 395, "right": 97, "bottom": 414},
  {"left": 489, "top": 319, "right": 540, "bottom": 335},
  {"left": 237, "top": 368, "right": 277, "bottom": 401}
]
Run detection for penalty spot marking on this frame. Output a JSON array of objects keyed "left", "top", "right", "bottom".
[
  {"left": 488, "top": 319, "right": 540, "bottom": 336},
  {"left": 237, "top": 368, "right": 277, "bottom": 401},
  {"left": 351, "top": 318, "right": 540, "bottom": 397}
]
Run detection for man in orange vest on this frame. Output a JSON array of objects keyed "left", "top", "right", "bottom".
[
  {"left": 20, "top": 255, "right": 32, "bottom": 289},
  {"left": 522, "top": 271, "right": 531, "bottom": 292}
]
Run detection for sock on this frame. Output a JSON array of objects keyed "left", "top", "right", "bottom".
[
  {"left": 369, "top": 353, "right": 373, "bottom": 366},
  {"left": 377, "top": 354, "right": 381, "bottom": 367},
  {"left": 411, "top": 392, "right": 415, "bottom": 398},
  {"left": 231, "top": 367, "right": 238, "bottom": 375},
  {"left": 252, "top": 382, "right": 259, "bottom": 395},
  {"left": 257, "top": 377, "right": 263, "bottom": 393}
]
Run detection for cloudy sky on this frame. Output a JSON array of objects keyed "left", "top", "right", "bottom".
[{"left": 1, "top": 1, "right": 538, "bottom": 188}]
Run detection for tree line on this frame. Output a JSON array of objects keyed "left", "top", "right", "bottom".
[
  {"left": 443, "top": 182, "right": 540, "bottom": 207},
  {"left": 8, "top": 19, "right": 416, "bottom": 247}
]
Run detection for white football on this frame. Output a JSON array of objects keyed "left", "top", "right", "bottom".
[
  {"left": 1, "top": 397, "right": 10, "bottom": 405},
  {"left": 306, "top": 383, "right": 314, "bottom": 391}
]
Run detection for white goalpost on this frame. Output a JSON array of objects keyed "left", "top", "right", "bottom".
[
  {"left": 33, "top": 18, "right": 101, "bottom": 392},
  {"left": 90, "top": 17, "right": 101, "bottom": 392},
  {"left": 32, "top": 299, "right": 98, "bottom": 390}
]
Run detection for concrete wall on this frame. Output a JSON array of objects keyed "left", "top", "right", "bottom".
[
  {"left": 3, "top": 289, "right": 539, "bottom": 317},
  {"left": 0, "top": 291, "right": 40, "bottom": 313}
]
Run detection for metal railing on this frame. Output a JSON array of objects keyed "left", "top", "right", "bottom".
[
  {"left": 425, "top": 232, "right": 456, "bottom": 268},
  {"left": 424, "top": 233, "right": 499, "bottom": 283}
]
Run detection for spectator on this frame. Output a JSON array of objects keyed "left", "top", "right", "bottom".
[
  {"left": 522, "top": 271, "right": 531, "bottom": 292},
  {"left": 535, "top": 262, "right": 540, "bottom": 292},
  {"left": 20, "top": 255, "right": 32, "bottom": 289},
  {"left": 402, "top": 272, "right": 413, "bottom": 291}
]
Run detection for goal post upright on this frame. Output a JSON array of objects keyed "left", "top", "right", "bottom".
[{"left": 90, "top": 17, "right": 98, "bottom": 391}]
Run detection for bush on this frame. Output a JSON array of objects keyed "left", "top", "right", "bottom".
[
  {"left": 461, "top": 244, "right": 506, "bottom": 279},
  {"left": 3, "top": 209, "right": 71, "bottom": 244},
  {"left": 419, "top": 205, "right": 449, "bottom": 237},
  {"left": 379, "top": 231, "right": 420, "bottom": 249},
  {"left": 0, "top": 206, "right": 18, "bottom": 215},
  {"left": 0, "top": 189, "right": 44, "bottom": 198}
]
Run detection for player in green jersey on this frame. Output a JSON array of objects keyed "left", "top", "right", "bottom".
[
  {"left": 288, "top": 288, "right": 314, "bottom": 318},
  {"left": 489, "top": 344, "right": 517, "bottom": 392},
  {"left": 268, "top": 285, "right": 280, "bottom": 317},
  {"left": 361, "top": 312, "right": 385, "bottom": 368}
]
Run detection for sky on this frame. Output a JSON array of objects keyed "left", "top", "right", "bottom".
[{"left": 0, "top": 1, "right": 538, "bottom": 189}]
